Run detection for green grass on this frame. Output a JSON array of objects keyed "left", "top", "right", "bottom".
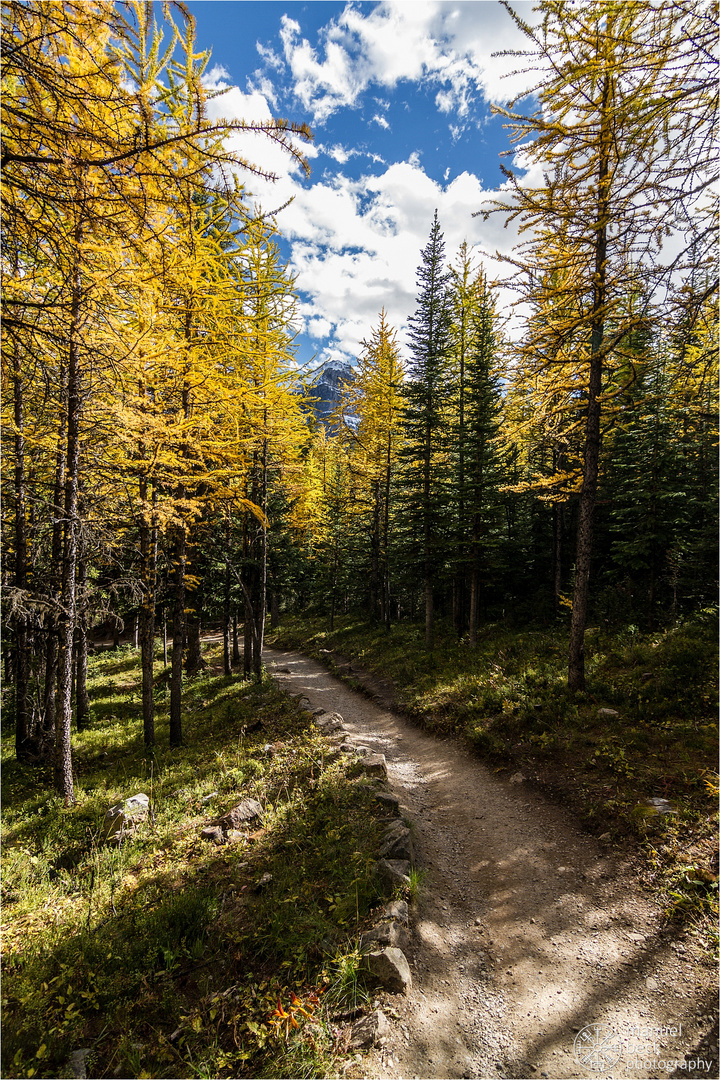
[
  {"left": 1, "top": 642, "right": 403, "bottom": 1079},
  {"left": 268, "top": 609, "right": 719, "bottom": 943}
]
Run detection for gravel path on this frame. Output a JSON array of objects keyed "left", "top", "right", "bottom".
[{"left": 265, "top": 646, "right": 717, "bottom": 1080}]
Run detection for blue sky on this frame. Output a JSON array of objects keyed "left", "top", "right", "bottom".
[{"left": 186, "top": 1, "right": 537, "bottom": 369}]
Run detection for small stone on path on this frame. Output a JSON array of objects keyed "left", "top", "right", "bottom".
[{"left": 349, "top": 1009, "right": 391, "bottom": 1048}]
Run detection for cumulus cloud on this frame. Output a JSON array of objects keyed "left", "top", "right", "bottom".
[
  {"left": 275, "top": 1, "right": 538, "bottom": 126},
  {"left": 255, "top": 151, "right": 520, "bottom": 364},
  {"left": 203, "top": 10, "right": 537, "bottom": 367}
]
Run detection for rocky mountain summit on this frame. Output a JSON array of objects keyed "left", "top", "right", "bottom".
[{"left": 304, "top": 359, "right": 357, "bottom": 429}]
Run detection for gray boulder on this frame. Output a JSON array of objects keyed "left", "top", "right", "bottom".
[
  {"left": 374, "top": 791, "right": 401, "bottom": 815},
  {"left": 362, "top": 753, "right": 388, "bottom": 780},
  {"left": 315, "top": 713, "right": 345, "bottom": 734},
  {"left": 340, "top": 742, "right": 371, "bottom": 756},
  {"left": 363, "top": 947, "right": 412, "bottom": 994},
  {"left": 383, "top": 899, "right": 409, "bottom": 924},
  {"left": 375, "top": 858, "right": 411, "bottom": 889},
  {"left": 216, "top": 798, "right": 264, "bottom": 832},
  {"left": 360, "top": 920, "right": 410, "bottom": 954},
  {"left": 349, "top": 1009, "right": 391, "bottom": 1049},
  {"left": 200, "top": 825, "right": 224, "bottom": 845},
  {"left": 379, "top": 822, "right": 414, "bottom": 863},
  {"left": 102, "top": 793, "right": 149, "bottom": 841}
]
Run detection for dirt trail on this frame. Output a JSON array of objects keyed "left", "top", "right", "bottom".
[{"left": 265, "top": 647, "right": 716, "bottom": 1080}]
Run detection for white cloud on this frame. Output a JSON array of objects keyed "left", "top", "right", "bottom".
[
  {"left": 278, "top": 14, "right": 368, "bottom": 123},
  {"left": 255, "top": 42, "right": 284, "bottom": 71},
  {"left": 204, "top": 32, "right": 531, "bottom": 367},
  {"left": 307, "top": 315, "right": 334, "bottom": 340},
  {"left": 275, "top": 1, "right": 538, "bottom": 126},
  {"left": 372, "top": 113, "right": 390, "bottom": 130},
  {"left": 249, "top": 152, "right": 521, "bottom": 363}
]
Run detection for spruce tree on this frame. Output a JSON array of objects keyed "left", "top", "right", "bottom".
[{"left": 399, "top": 211, "right": 452, "bottom": 650}]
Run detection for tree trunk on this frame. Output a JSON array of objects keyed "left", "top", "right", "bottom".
[
  {"left": 424, "top": 577, "right": 434, "bottom": 651},
  {"left": 469, "top": 513, "right": 480, "bottom": 648},
  {"left": 41, "top": 394, "right": 67, "bottom": 753},
  {"left": 185, "top": 609, "right": 203, "bottom": 675},
  {"left": 223, "top": 522, "right": 232, "bottom": 676},
  {"left": 243, "top": 607, "right": 253, "bottom": 677},
  {"left": 370, "top": 482, "right": 380, "bottom": 619},
  {"left": 55, "top": 242, "right": 83, "bottom": 803},
  {"left": 139, "top": 476, "right": 156, "bottom": 748},
  {"left": 553, "top": 500, "right": 563, "bottom": 615},
  {"left": 242, "top": 512, "right": 253, "bottom": 677},
  {"left": 75, "top": 549, "right": 90, "bottom": 731},
  {"left": 232, "top": 610, "right": 240, "bottom": 664},
  {"left": 568, "top": 72, "right": 610, "bottom": 693},
  {"left": 11, "top": 348, "right": 30, "bottom": 757},
  {"left": 162, "top": 608, "right": 168, "bottom": 666},
  {"left": 383, "top": 433, "right": 392, "bottom": 630},
  {"left": 330, "top": 547, "right": 338, "bottom": 632},
  {"left": 169, "top": 522, "right": 186, "bottom": 747},
  {"left": 253, "top": 438, "right": 268, "bottom": 681},
  {"left": 424, "top": 414, "right": 434, "bottom": 651}
]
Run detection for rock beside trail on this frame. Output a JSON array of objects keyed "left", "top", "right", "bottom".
[
  {"left": 315, "top": 712, "right": 345, "bottom": 733},
  {"left": 374, "top": 791, "right": 401, "bottom": 815},
  {"left": 363, "top": 947, "right": 412, "bottom": 994},
  {"left": 379, "top": 821, "right": 414, "bottom": 863},
  {"left": 362, "top": 753, "right": 388, "bottom": 779},
  {"left": 382, "top": 899, "right": 409, "bottom": 924},
  {"left": 102, "top": 793, "right": 149, "bottom": 841},
  {"left": 349, "top": 1009, "right": 391, "bottom": 1049},
  {"left": 360, "top": 920, "right": 410, "bottom": 954},
  {"left": 340, "top": 742, "right": 371, "bottom": 756},
  {"left": 376, "top": 858, "right": 412, "bottom": 889},
  {"left": 597, "top": 707, "right": 619, "bottom": 718}
]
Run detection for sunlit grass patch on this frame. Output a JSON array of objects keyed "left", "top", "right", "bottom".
[{"left": 1, "top": 644, "right": 397, "bottom": 1079}]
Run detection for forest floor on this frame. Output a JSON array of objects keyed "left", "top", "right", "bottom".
[{"left": 265, "top": 644, "right": 718, "bottom": 1080}]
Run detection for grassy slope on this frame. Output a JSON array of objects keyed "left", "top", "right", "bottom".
[
  {"left": 268, "top": 610, "right": 719, "bottom": 945},
  {"left": 1, "top": 642, "right": 401, "bottom": 1080}
]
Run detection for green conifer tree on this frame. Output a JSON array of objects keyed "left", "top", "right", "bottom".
[{"left": 399, "top": 211, "right": 452, "bottom": 650}]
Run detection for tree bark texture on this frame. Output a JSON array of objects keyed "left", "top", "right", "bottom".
[
  {"left": 42, "top": 394, "right": 68, "bottom": 752},
  {"left": 12, "top": 349, "right": 30, "bottom": 757},
  {"left": 55, "top": 245, "right": 83, "bottom": 803},
  {"left": 139, "top": 476, "right": 157, "bottom": 747},
  {"left": 169, "top": 521, "right": 186, "bottom": 747},
  {"left": 75, "top": 549, "right": 89, "bottom": 731},
  {"left": 568, "top": 71, "right": 611, "bottom": 692}
]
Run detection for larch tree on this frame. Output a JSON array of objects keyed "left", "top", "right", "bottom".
[
  {"left": 1, "top": 0, "right": 312, "bottom": 787},
  {"left": 337, "top": 309, "right": 404, "bottom": 626},
  {"left": 487, "top": 0, "right": 718, "bottom": 690}
]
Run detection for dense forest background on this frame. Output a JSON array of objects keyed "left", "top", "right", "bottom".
[{"left": 2, "top": 0, "right": 717, "bottom": 801}]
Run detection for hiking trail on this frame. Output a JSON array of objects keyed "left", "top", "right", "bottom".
[{"left": 265, "top": 646, "right": 717, "bottom": 1080}]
